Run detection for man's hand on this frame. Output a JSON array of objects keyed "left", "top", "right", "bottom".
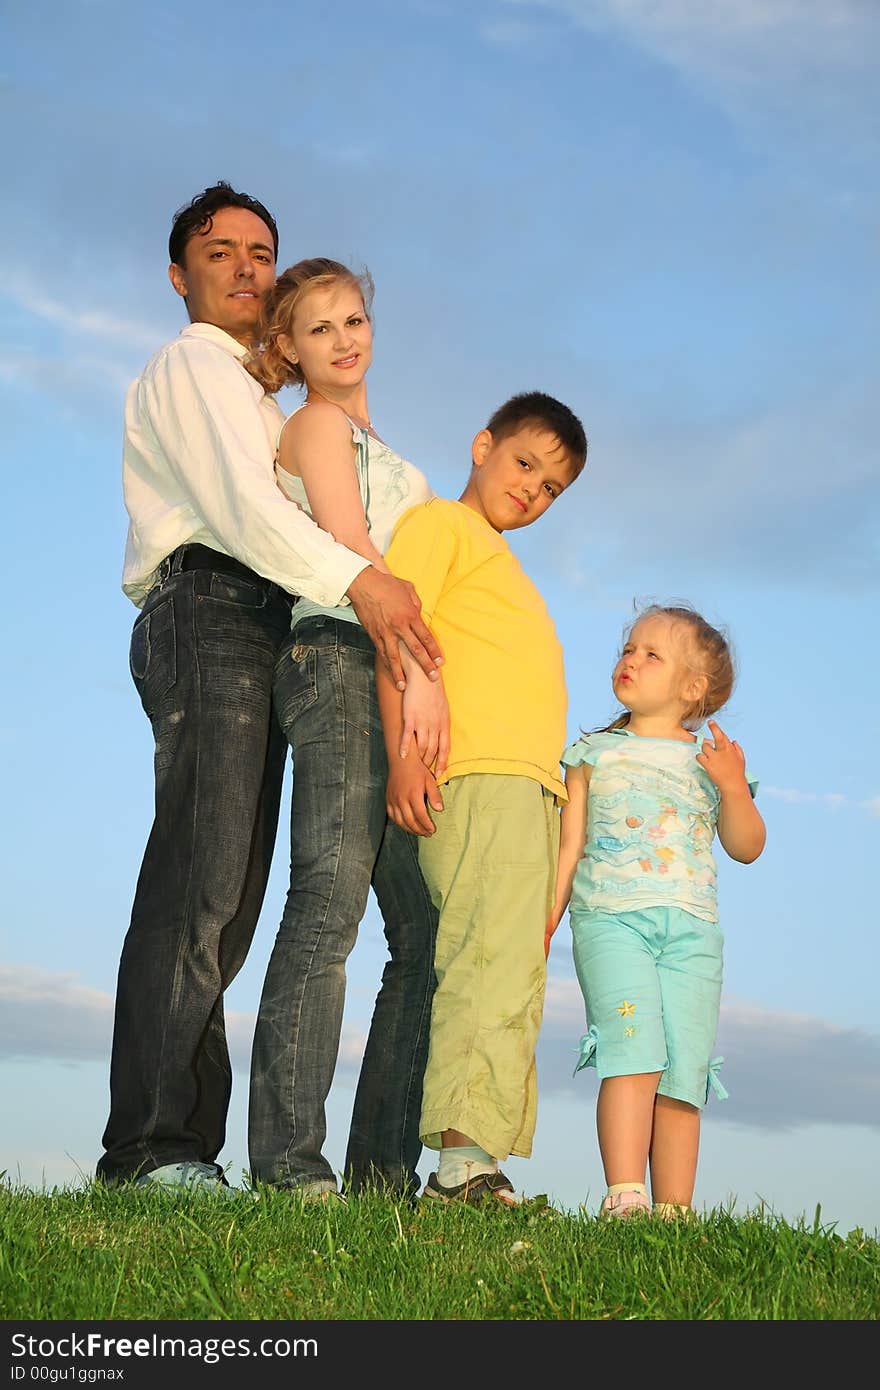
[
  {"left": 386, "top": 758, "right": 444, "bottom": 837},
  {"left": 347, "top": 567, "right": 443, "bottom": 691}
]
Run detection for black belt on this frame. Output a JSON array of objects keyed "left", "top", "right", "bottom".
[{"left": 169, "top": 544, "right": 295, "bottom": 604}]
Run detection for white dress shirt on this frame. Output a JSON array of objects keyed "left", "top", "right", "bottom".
[{"left": 121, "top": 323, "right": 370, "bottom": 608}]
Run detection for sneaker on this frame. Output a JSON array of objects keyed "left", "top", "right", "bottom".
[
  {"left": 600, "top": 1188, "right": 651, "bottom": 1219},
  {"left": 422, "top": 1169, "right": 523, "bottom": 1208},
  {"left": 298, "top": 1182, "right": 347, "bottom": 1205},
  {"left": 263, "top": 1178, "right": 346, "bottom": 1204},
  {"left": 133, "top": 1162, "right": 234, "bottom": 1196}
]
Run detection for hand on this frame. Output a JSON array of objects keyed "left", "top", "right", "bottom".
[
  {"left": 386, "top": 758, "right": 444, "bottom": 837},
  {"left": 544, "top": 911, "right": 560, "bottom": 960},
  {"left": 400, "top": 664, "right": 450, "bottom": 778},
  {"left": 695, "top": 720, "right": 750, "bottom": 795},
  {"left": 347, "top": 568, "right": 443, "bottom": 692}
]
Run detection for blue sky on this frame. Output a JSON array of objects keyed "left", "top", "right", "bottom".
[{"left": 2, "top": 1, "right": 878, "bottom": 1238}]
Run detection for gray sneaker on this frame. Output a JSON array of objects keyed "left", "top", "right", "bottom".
[
  {"left": 250, "top": 1177, "right": 346, "bottom": 1203},
  {"left": 134, "top": 1162, "right": 234, "bottom": 1196},
  {"left": 295, "top": 1180, "right": 347, "bottom": 1204}
]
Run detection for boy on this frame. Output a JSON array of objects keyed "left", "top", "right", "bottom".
[{"left": 377, "top": 391, "right": 588, "bottom": 1206}]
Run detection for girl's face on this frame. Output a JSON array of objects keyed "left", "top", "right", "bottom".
[
  {"left": 278, "top": 280, "right": 372, "bottom": 395},
  {"left": 612, "top": 615, "right": 697, "bottom": 721}
]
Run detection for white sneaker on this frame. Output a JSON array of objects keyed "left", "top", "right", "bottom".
[{"left": 134, "top": 1162, "right": 234, "bottom": 1196}]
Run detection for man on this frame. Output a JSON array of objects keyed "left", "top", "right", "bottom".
[{"left": 97, "top": 182, "right": 442, "bottom": 1193}]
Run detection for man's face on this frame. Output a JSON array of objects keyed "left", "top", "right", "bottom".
[{"left": 168, "top": 206, "right": 276, "bottom": 345}]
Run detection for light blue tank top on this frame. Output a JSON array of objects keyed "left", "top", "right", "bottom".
[{"left": 274, "top": 407, "right": 432, "bottom": 630}]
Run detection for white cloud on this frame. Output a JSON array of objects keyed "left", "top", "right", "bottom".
[
  {"left": 763, "top": 787, "right": 879, "bottom": 815},
  {"left": 538, "top": 976, "right": 880, "bottom": 1130},
  {"left": 0, "top": 348, "right": 133, "bottom": 399},
  {"left": 499, "top": 0, "right": 879, "bottom": 143},
  {"left": 0, "top": 963, "right": 366, "bottom": 1077},
  {"left": 4, "top": 285, "right": 162, "bottom": 355},
  {"left": 3, "top": 960, "right": 876, "bottom": 1131},
  {"left": 501, "top": 0, "right": 877, "bottom": 80},
  {"left": 0, "top": 964, "right": 114, "bottom": 1062}
]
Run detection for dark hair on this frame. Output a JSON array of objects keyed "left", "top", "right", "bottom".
[
  {"left": 168, "top": 181, "right": 279, "bottom": 266},
  {"left": 485, "top": 391, "right": 588, "bottom": 480},
  {"left": 245, "top": 258, "right": 375, "bottom": 394},
  {"left": 601, "top": 601, "right": 736, "bottom": 734}
]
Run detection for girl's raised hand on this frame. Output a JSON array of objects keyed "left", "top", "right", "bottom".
[{"left": 695, "top": 719, "right": 748, "bottom": 793}]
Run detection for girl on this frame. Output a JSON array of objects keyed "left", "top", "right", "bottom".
[
  {"left": 244, "top": 259, "right": 446, "bottom": 1200},
  {"left": 547, "top": 602, "right": 766, "bottom": 1219}
]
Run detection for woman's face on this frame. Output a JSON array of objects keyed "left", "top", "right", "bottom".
[{"left": 279, "top": 280, "right": 372, "bottom": 394}]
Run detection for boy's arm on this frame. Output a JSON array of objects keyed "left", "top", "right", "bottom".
[
  {"left": 546, "top": 763, "right": 589, "bottom": 957},
  {"left": 376, "top": 659, "right": 444, "bottom": 836},
  {"left": 399, "top": 653, "right": 451, "bottom": 779},
  {"left": 696, "top": 720, "right": 767, "bottom": 863}
]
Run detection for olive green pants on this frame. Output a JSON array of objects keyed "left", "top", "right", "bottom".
[{"left": 417, "top": 775, "right": 559, "bottom": 1159}]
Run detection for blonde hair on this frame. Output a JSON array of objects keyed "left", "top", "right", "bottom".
[
  {"left": 245, "top": 257, "right": 375, "bottom": 395},
  {"left": 602, "top": 601, "right": 736, "bottom": 733}
]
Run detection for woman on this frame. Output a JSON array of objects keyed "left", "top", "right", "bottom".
[{"left": 245, "top": 259, "right": 445, "bottom": 1200}]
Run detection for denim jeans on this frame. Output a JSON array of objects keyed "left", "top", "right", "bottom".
[
  {"left": 96, "top": 555, "right": 292, "bottom": 1184},
  {"left": 248, "top": 616, "right": 438, "bottom": 1196}
]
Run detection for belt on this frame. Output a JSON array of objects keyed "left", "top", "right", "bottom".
[{"left": 169, "top": 544, "right": 295, "bottom": 605}]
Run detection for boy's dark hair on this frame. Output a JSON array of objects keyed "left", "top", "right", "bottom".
[
  {"left": 486, "top": 391, "right": 588, "bottom": 479},
  {"left": 168, "top": 181, "right": 279, "bottom": 266}
]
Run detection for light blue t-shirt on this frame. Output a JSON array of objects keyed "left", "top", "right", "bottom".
[{"left": 562, "top": 727, "right": 758, "bottom": 924}]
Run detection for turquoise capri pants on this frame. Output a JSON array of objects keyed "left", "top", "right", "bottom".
[{"left": 570, "top": 905, "right": 727, "bottom": 1109}]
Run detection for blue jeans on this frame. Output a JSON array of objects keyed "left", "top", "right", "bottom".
[
  {"left": 248, "top": 616, "right": 438, "bottom": 1196},
  {"left": 96, "top": 552, "right": 293, "bottom": 1184}
]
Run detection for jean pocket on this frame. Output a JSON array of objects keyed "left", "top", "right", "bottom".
[
  {"left": 273, "top": 642, "right": 318, "bottom": 733},
  {"left": 207, "top": 573, "right": 268, "bottom": 608},
  {"left": 129, "top": 597, "right": 176, "bottom": 700}
]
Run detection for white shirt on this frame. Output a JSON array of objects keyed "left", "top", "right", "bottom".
[{"left": 121, "top": 323, "right": 370, "bottom": 608}]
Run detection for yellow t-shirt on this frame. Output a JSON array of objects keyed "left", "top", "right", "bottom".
[{"left": 385, "top": 497, "right": 567, "bottom": 800}]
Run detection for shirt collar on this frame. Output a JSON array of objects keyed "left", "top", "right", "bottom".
[{"left": 179, "top": 322, "right": 250, "bottom": 360}]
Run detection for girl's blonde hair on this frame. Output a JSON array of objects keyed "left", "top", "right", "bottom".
[
  {"left": 245, "top": 257, "right": 375, "bottom": 395},
  {"left": 602, "top": 601, "right": 736, "bottom": 733}
]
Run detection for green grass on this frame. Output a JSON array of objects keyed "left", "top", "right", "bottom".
[{"left": 1, "top": 1179, "right": 877, "bottom": 1321}]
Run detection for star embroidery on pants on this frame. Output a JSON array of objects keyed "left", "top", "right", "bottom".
[
  {"left": 624, "top": 1026, "right": 636, "bottom": 1038},
  {"left": 617, "top": 999, "right": 636, "bottom": 1018}
]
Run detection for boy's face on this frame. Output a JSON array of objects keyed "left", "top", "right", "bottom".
[{"left": 459, "top": 424, "right": 576, "bottom": 533}]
